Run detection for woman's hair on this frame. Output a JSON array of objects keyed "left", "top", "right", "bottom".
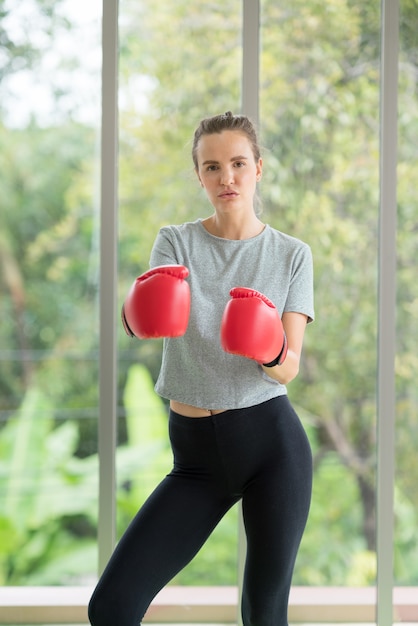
[{"left": 192, "top": 111, "right": 261, "bottom": 169}]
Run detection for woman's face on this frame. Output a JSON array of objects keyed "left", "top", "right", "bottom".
[{"left": 195, "top": 130, "right": 262, "bottom": 216}]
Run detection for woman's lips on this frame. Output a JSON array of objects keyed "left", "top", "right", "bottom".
[{"left": 219, "top": 190, "right": 238, "bottom": 198}]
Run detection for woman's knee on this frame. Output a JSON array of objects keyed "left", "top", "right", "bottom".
[
  {"left": 87, "top": 592, "right": 103, "bottom": 626},
  {"left": 241, "top": 591, "right": 288, "bottom": 626},
  {"left": 88, "top": 588, "right": 118, "bottom": 626}
]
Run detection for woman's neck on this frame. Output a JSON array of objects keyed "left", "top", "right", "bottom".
[{"left": 202, "top": 213, "right": 265, "bottom": 240}]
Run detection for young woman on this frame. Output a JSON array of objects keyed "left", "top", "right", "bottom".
[{"left": 88, "top": 111, "right": 314, "bottom": 626}]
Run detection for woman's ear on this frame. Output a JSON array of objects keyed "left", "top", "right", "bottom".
[{"left": 256, "top": 158, "right": 263, "bottom": 182}]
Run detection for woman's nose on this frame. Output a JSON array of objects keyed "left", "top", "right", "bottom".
[{"left": 220, "top": 167, "right": 234, "bottom": 185}]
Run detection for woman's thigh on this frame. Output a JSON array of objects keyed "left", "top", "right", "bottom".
[{"left": 88, "top": 473, "right": 235, "bottom": 626}]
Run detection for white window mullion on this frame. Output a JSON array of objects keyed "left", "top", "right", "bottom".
[
  {"left": 99, "top": 0, "right": 119, "bottom": 575},
  {"left": 238, "top": 2, "right": 260, "bottom": 625},
  {"left": 377, "top": 0, "right": 399, "bottom": 622}
]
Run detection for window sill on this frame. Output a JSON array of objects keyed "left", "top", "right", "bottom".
[{"left": 0, "top": 586, "right": 416, "bottom": 623}]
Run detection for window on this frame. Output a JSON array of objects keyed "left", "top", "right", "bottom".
[
  {"left": 260, "top": 0, "right": 380, "bottom": 587},
  {"left": 0, "top": 1, "right": 415, "bottom": 623},
  {"left": 117, "top": 0, "right": 242, "bottom": 586},
  {"left": 0, "top": 0, "right": 101, "bottom": 585}
]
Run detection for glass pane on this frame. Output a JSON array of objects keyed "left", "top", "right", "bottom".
[
  {"left": 394, "top": 0, "right": 418, "bottom": 587},
  {"left": 0, "top": 0, "right": 101, "bottom": 585},
  {"left": 117, "top": 0, "right": 242, "bottom": 586},
  {"left": 260, "top": 0, "right": 380, "bottom": 586}
]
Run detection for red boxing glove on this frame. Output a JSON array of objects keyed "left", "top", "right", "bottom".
[
  {"left": 220, "top": 287, "right": 288, "bottom": 366},
  {"left": 122, "top": 264, "right": 190, "bottom": 339}
]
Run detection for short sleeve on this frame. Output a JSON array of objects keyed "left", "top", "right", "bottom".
[
  {"left": 283, "top": 243, "right": 314, "bottom": 323},
  {"left": 149, "top": 227, "right": 179, "bottom": 268}
]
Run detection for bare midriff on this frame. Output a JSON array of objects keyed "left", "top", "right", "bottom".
[{"left": 170, "top": 400, "right": 227, "bottom": 418}]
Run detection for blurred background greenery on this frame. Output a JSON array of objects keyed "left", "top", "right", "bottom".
[{"left": 0, "top": 0, "right": 417, "bottom": 588}]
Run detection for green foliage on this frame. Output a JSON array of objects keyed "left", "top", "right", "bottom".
[
  {"left": 1, "top": 0, "right": 418, "bottom": 588},
  {"left": 172, "top": 506, "right": 239, "bottom": 586},
  {"left": 296, "top": 449, "right": 365, "bottom": 585},
  {"left": 117, "top": 363, "right": 173, "bottom": 524},
  {"left": 0, "top": 387, "right": 98, "bottom": 584},
  {"left": 0, "top": 0, "right": 67, "bottom": 84},
  {"left": 0, "top": 120, "right": 100, "bottom": 426}
]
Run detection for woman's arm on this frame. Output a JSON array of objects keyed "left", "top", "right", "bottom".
[{"left": 262, "top": 311, "right": 308, "bottom": 385}]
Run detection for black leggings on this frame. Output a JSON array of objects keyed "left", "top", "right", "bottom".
[{"left": 88, "top": 396, "right": 312, "bottom": 626}]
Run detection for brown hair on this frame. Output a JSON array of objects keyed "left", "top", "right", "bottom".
[{"left": 192, "top": 111, "right": 261, "bottom": 170}]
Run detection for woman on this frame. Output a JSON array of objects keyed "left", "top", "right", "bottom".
[{"left": 88, "top": 112, "right": 314, "bottom": 626}]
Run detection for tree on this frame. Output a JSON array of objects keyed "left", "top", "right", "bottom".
[
  {"left": 0, "top": 121, "right": 99, "bottom": 425},
  {"left": 0, "top": 0, "right": 66, "bottom": 83},
  {"left": 1, "top": 0, "right": 418, "bottom": 586}
]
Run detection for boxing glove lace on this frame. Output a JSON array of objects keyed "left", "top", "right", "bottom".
[
  {"left": 221, "top": 287, "right": 287, "bottom": 366},
  {"left": 122, "top": 264, "right": 190, "bottom": 339}
]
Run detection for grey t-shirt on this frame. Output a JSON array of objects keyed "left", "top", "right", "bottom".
[{"left": 149, "top": 219, "right": 314, "bottom": 410}]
